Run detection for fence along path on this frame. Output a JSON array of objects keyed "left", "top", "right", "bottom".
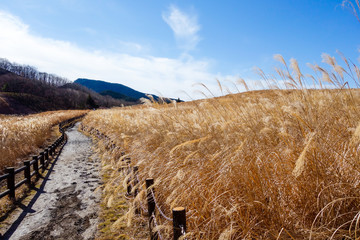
[
  {"left": 0, "top": 115, "right": 85, "bottom": 202},
  {"left": 89, "top": 127, "right": 187, "bottom": 240}
]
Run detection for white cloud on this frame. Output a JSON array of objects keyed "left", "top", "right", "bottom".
[
  {"left": 0, "top": 10, "right": 239, "bottom": 100},
  {"left": 162, "top": 5, "right": 200, "bottom": 51}
]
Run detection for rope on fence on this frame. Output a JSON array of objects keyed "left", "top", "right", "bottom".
[
  {"left": 124, "top": 194, "right": 134, "bottom": 200},
  {"left": 150, "top": 188, "right": 173, "bottom": 222},
  {"left": 139, "top": 199, "right": 148, "bottom": 213},
  {"left": 152, "top": 212, "right": 164, "bottom": 240},
  {"left": 137, "top": 175, "right": 187, "bottom": 239},
  {"left": 180, "top": 225, "right": 187, "bottom": 238}
]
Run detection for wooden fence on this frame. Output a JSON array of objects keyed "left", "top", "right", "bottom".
[
  {"left": 0, "top": 115, "right": 84, "bottom": 202},
  {"left": 80, "top": 126, "right": 188, "bottom": 239},
  {"left": 120, "top": 158, "right": 187, "bottom": 240},
  {"left": 84, "top": 129, "right": 185, "bottom": 240}
]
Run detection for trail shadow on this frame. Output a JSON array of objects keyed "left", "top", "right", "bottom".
[{"left": 1, "top": 138, "right": 67, "bottom": 240}]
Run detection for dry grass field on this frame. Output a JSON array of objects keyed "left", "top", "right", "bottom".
[
  {"left": 0, "top": 110, "right": 88, "bottom": 171},
  {"left": 81, "top": 55, "right": 360, "bottom": 239}
]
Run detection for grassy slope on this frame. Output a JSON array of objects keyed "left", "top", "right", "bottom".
[{"left": 81, "top": 87, "right": 360, "bottom": 239}]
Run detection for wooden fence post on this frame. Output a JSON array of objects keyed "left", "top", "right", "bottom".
[
  {"left": 32, "top": 155, "right": 39, "bottom": 177},
  {"left": 173, "top": 207, "right": 186, "bottom": 240},
  {"left": 40, "top": 152, "right": 45, "bottom": 172},
  {"left": 6, "top": 167, "right": 15, "bottom": 200},
  {"left": 126, "top": 158, "right": 132, "bottom": 195},
  {"left": 44, "top": 149, "right": 49, "bottom": 167},
  {"left": 146, "top": 178, "right": 158, "bottom": 240},
  {"left": 120, "top": 153, "right": 126, "bottom": 174},
  {"left": 146, "top": 178, "right": 155, "bottom": 215},
  {"left": 49, "top": 145, "right": 53, "bottom": 157},
  {"left": 24, "top": 160, "right": 31, "bottom": 187},
  {"left": 133, "top": 166, "right": 140, "bottom": 214},
  {"left": 133, "top": 166, "right": 139, "bottom": 197}
]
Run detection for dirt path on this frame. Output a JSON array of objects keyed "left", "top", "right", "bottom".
[{"left": 2, "top": 123, "right": 102, "bottom": 240}]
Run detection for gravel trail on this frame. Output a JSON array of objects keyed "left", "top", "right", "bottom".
[{"left": 2, "top": 123, "right": 101, "bottom": 240}]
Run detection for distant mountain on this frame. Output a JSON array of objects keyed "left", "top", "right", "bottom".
[
  {"left": 75, "top": 78, "right": 150, "bottom": 100},
  {"left": 74, "top": 78, "right": 183, "bottom": 102},
  {"left": 99, "top": 90, "right": 138, "bottom": 102}
]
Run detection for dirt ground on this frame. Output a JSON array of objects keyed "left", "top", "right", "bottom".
[{"left": 1, "top": 123, "right": 102, "bottom": 240}]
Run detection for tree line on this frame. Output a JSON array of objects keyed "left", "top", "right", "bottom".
[
  {"left": 0, "top": 58, "right": 69, "bottom": 87},
  {"left": 0, "top": 58, "right": 132, "bottom": 113}
]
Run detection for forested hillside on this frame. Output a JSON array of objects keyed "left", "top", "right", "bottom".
[{"left": 0, "top": 58, "right": 137, "bottom": 114}]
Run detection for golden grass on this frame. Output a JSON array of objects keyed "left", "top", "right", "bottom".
[
  {"left": 81, "top": 54, "right": 360, "bottom": 239},
  {"left": 83, "top": 132, "right": 148, "bottom": 240},
  {"left": 0, "top": 110, "right": 88, "bottom": 171}
]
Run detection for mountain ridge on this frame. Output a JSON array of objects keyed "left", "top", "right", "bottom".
[
  {"left": 74, "top": 78, "right": 149, "bottom": 100},
  {"left": 75, "top": 78, "right": 183, "bottom": 103}
]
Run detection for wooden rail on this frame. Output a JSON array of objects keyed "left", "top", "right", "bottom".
[
  {"left": 133, "top": 165, "right": 186, "bottom": 240},
  {"left": 119, "top": 153, "right": 187, "bottom": 239},
  {"left": 0, "top": 115, "right": 85, "bottom": 202}
]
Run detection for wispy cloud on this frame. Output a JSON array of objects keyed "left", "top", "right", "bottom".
[
  {"left": 83, "top": 27, "right": 97, "bottom": 35},
  {"left": 162, "top": 5, "right": 201, "bottom": 51},
  {"left": 116, "top": 40, "right": 143, "bottom": 53},
  {"left": 0, "top": 10, "right": 239, "bottom": 100}
]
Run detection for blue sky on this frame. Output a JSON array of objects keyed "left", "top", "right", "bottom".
[{"left": 0, "top": 0, "right": 359, "bottom": 99}]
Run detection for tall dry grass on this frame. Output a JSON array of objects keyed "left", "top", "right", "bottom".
[
  {"left": 343, "top": 0, "right": 360, "bottom": 23},
  {"left": 82, "top": 54, "right": 360, "bottom": 239},
  {"left": 0, "top": 110, "right": 88, "bottom": 171}
]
